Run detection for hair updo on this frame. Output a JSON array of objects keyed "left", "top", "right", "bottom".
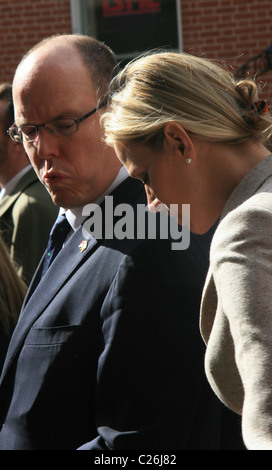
[{"left": 102, "top": 52, "right": 272, "bottom": 148}]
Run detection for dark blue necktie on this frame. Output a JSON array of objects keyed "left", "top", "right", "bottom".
[{"left": 41, "top": 214, "right": 71, "bottom": 277}]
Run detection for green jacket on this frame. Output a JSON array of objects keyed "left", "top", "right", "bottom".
[{"left": 0, "top": 168, "right": 58, "bottom": 285}]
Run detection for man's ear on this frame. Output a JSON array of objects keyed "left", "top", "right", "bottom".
[{"left": 163, "top": 122, "right": 195, "bottom": 162}]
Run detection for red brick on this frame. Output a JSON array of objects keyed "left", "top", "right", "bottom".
[{"left": 0, "top": 0, "right": 272, "bottom": 97}]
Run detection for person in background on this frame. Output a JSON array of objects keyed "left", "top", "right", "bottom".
[
  {"left": 0, "top": 34, "right": 243, "bottom": 450},
  {"left": 102, "top": 51, "right": 272, "bottom": 450},
  {"left": 0, "top": 234, "right": 26, "bottom": 372},
  {"left": 0, "top": 83, "right": 58, "bottom": 284}
]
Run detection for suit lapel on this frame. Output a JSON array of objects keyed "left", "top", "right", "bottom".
[
  {"left": 0, "top": 192, "right": 21, "bottom": 216},
  {"left": 200, "top": 154, "right": 272, "bottom": 343},
  {"left": 0, "top": 168, "right": 37, "bottom": 216},
  {"left": 219, "top": 154, "right": 272, "bottom": 221},
  {"left": 24, "top": 226, "right": 97, "bottom": 307},
  {"left": 0, "top": 227, "right": 97, "bottom": 381}
]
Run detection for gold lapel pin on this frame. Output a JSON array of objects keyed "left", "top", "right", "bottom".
[{"left": 79, "top": 240, "right": 88, "bottom": 253}]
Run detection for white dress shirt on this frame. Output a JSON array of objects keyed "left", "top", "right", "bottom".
[{"left": 61, "top": 166, "right": 129, "bottom": 241}]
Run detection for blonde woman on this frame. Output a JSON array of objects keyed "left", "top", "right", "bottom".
[
  {"left": 0, "top": 235, "right": 26, "bottom": 371},
  {"left": 102, "top": 51, "right": 272, "bottom": 449}
]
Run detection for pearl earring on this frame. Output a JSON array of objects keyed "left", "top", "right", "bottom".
[{"left": 185, "top": 157, "right": 192, "bottom": 164}]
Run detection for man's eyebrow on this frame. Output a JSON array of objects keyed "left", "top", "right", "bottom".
[{"left": 16, "top": 111, "right": 80, "bottom": 127}]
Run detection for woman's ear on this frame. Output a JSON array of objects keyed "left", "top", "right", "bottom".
[{"left": 163, "top": 122, "right": 195, "bottom": 162}]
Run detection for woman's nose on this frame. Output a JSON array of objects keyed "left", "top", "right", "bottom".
[{"left": 145, "top": 185, "right": 162, "bottom": 212}]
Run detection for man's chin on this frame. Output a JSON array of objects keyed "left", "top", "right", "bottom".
[{"left": 47, "top": 189, "right": 67, "bottom": 208}]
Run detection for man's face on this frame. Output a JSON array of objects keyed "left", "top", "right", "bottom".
[{"left": 13, "top": 47, "right": 118, "bottom": 209}]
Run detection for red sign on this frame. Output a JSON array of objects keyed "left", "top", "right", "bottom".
[{"left": 102, "top": 0, "right": 161, "bottom": 17}]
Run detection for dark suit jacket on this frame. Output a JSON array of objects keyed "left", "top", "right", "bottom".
[
  {"left": 0, "top": 167, "right": 58, "bottom": 284},
  {"left": 0, "top": 177, "right": 242, "bottom": 450}
]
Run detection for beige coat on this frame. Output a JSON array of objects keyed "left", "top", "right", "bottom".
[{"left": 200, "top": 154, "right": 272, "bottom": 450}]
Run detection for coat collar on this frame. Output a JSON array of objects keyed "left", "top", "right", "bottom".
[
  {"left": 219, "top": 154, "right": 272, "bottom": 222},
  {"left": 0, "top": 167, "right": 38, "bottom": 216}
]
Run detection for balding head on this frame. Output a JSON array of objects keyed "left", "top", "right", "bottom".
[
  {"left": 14, "top": 34, "right": 118, "bottom": 101},
  {"left": 13, "top": 39, "right": 91, "bottom": 117}
]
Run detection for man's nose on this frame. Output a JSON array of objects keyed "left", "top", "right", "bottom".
[{"left": 33, "top": 127, "right": 60, "bottom": 159}]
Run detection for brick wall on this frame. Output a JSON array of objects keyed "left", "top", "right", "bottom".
[
  {"left": 182, "top": 0, "right": 272, "bottom": 98},
  {"left": 0, "top": 0, "right": 71, "bottom": 84},
  {"left": 0, "top": 0, "right": 271, "bottom": 99}
]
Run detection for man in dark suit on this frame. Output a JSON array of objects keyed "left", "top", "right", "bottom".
[
  {"left": 0, "top": 34, "right": 243, "bottom": 450},
  {"left": 0, "top": 83, "right": 58, "bottom": 284}
]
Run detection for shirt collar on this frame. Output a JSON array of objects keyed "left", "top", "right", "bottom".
[{"left": 61, "top": 166, "right": 129, "bottom": 232}]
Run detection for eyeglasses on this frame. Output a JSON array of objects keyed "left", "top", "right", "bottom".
[{"left": 7, "top": 99, "right": 108, "bottom": 143}]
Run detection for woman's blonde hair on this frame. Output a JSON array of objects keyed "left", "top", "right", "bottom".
[{"left": 102, "top": 51, "right": 272, "bottom": 147}]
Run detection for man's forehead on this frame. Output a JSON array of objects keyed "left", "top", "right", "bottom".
[
  {"left": 13, "top": 43, "right": 97, "bottom": 125},
  {"left": 14, "top": 44, "right": 92, "bottom": 95}
]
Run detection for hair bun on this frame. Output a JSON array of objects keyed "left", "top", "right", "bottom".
[{"left": 235, "top": 80, "right": 259, "bottom": 106}]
